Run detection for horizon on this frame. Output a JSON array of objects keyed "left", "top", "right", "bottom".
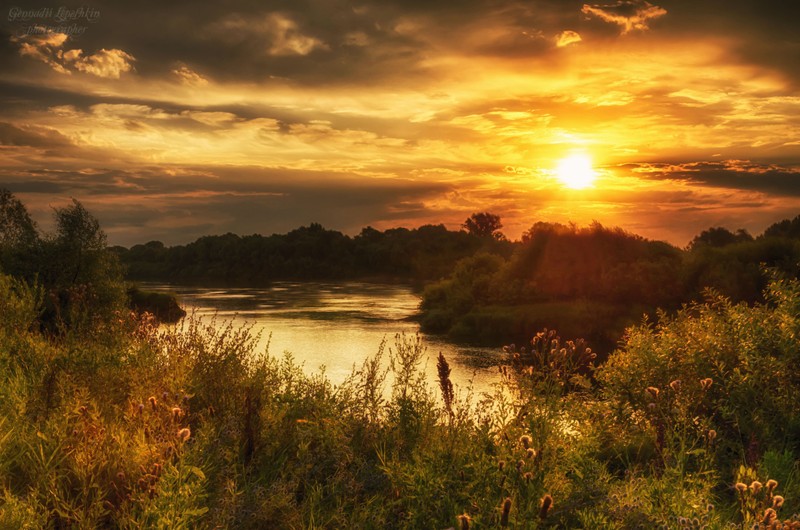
[{"left": 2, "top": 1, "right": 800, "bottom": 247}]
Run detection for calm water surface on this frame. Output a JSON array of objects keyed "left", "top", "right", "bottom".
[{"left": 147, "top": 282, "right": 503, "bottom": 396}]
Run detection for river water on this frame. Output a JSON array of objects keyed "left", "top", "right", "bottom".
[{"left": 146, "top": 282, "right": 503, "bottom": 396}]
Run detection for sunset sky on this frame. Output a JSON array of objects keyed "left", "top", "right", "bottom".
[{"left": 1, "top": 0, "right": 799, "bottom": 246}]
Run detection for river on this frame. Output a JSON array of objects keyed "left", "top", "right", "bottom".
[{"left": 145, "top": 282, "right": 504, "bottom": 396}]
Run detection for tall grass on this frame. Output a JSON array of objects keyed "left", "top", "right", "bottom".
[{"left": 2, "top": 271, "right": 800, "bottom": 528}]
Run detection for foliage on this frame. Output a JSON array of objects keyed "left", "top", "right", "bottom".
[
  {"left": 116, "top": 222, "right": 512, "bottom": 285},
  {"left": 2, "top": 266, "right": 800, "bottom": 527},
  {"left": 462, "top": 212, "right": 505, "bottom": 240}
]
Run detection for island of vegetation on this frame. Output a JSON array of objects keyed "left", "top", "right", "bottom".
[{"left": 2, "top": 189, "right": 800, "bottom": 528}]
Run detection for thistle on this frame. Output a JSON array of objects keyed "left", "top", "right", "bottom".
[
  {"left": 766, "top": 479, "right": 778, "bottom": 493},
  {"left": 540, "top": 494, "right": 553, "bottom": 519},
  {"left": 773, "top": 495, "right": 785, "bottom": 509},
  {"left": 520, "top": 435, "right": 531, "bottom": 449},
  {"left": 500, "top": 497, "right": 512, "bottom": 527},
  {"left": 177, "top": 427, "right": 191, "bottom": 442}
]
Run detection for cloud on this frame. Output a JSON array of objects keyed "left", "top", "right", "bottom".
[
  {"left": 11, "top": 29, "right": 135, "bottom": 78},
  {"left": 218, "top": 12, "right": 329, "bottom": 57},
  {"left": 64, "top": 49, "right": 135, "bottom": 79},
  {"left": 555, "top": 30, "right": 582, "bottom": 47},
  {"left": 582, "top": 1, "right": 667, "bottom": 34},
  {"left": 627, "top": 160, "right": 800, "bottom": 197},
  {"left": 172, "top": 64, "right": 210, "bottom": 86}
]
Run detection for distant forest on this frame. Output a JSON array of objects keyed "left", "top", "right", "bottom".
[{"left": 114, "top": 212, "right": 800, "bottom": 351}]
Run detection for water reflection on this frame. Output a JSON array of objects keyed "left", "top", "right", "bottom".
[{"left": 144, "top": 282, "right": 503, "bottom": 396}]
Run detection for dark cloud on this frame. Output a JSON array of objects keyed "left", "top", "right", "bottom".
[{"left": 626, "top": 161, "right": 800, "bottom": 198}]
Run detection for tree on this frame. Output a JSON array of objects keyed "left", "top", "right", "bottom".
[
  {"left": 462, "top": 212, "right": 504, "bottom": 240},
  {"left": 687, "top": 226, "right": 753, "bottom": 251},
  {"left": 39, "top": 200, "right": 125, "bottom": 324},
  {"left": 0, "top": 189, "right": 40, "bottom": 278}
]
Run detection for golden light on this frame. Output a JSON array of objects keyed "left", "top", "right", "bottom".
[{"left": 555, "top": 153, "right": 597, "bottom": 189}]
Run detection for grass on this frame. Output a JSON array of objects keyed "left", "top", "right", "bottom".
[{"left": 2, "top": 271, "right": 800, "bottom": 528}]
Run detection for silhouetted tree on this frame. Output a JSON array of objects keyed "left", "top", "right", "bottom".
[
  {"left": 0, "top": 189, "right": 39, "bottom": 278},
  {"left": 688, "top": 226, "right": 753, "bottom": 251},
  {"left": 463, "top": 212, "right": 504, "bottom": 240}
]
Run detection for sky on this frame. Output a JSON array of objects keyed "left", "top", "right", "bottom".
[{"left": 1, "top": 0, "right": 799, "bottom": 247}]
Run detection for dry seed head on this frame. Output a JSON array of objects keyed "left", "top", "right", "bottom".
[
  {"left": 137, "top": 403, "right": 144, "bottom": 415},
  {"left": 171, "top": 407, "right": 182, "bottom": 422},
  {"left": 773, "top": 496, "right": 785, "bottom": 509},
  {"left": 177, "top": 427, "right": 191, "bottom": 442},
  {"left": 516, "top": 459, "right": 525, "bottom": 471},
  {"left": 524, "top": 472, "right": 533, "bottom": 482},
  {"left": 498, "top": 460, "right": 505, "bottom": 471},
  {"left": 526, "top": 448, "right": 536, "bottom": 459},
  {"left": 763, "top": 508, "right": 777, "bottom": 524},
  {"left": 500, "top": 497, "right": 512, "bottom": 527},
  {"left": 669, "top": 380, "right": 682, "bottom": 392},
  {"left": 540, "top": 494, "right": 553, "bottom": 519},
  {"left": 645, "top": 386, "right": 660, "bottom": 400},
  {"left": 751, "top": 481, "right": 763, "bottom": 494},
  {"left": 457, "top": 514, "right": 471, "bottom": 530},
  {"left": 520, "top": 435, "right": 531, "bottom": 449},
  {"left": 707, "top": 430, "right": 717, "bottom": 443},
  {"left": 148, "top": 396, "right": 157, "bottom": 410},
  {"left": 767, "top": 479, "right": 779, "bottom": 492},
  {"left": 700, "top": 377, "right": 713, "bottom": 390},
  {"left": 735, "top": 482, "right": 748, "bottom": 494}
]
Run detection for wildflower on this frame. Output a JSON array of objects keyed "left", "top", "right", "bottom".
[
  {"left": 540, "top": 494, "right": 553, "bottom": 519},
  {"left": 735, "top": 482, "right": 748, "bottom": 494},
  {"left": 669, "top": 380, "right": 682, "bottom": 392},
  {"left": 526, "top": 448, "right": 536, "bottom": 459},
  {"left": 751, "top": 481, "right": 763, "bottom": 494},
  {"left": 773, "top": 496, "right": 785, "bottom": 509},
  {"left": 645, "top": 387, "right": 660, "bottom": 400},
  {"left": 148, "top": 396, "right": 157, "bottom": 410},
  {"left": 767, "top": 479, "right": 779, "bottom": 493},
  {"left": 457, "top": 513, "right": 471, "bottom": 530},
  {"left": 647, "top": 403, "right": 656, "bottom": 411},
  {"left": 524, "top": 472, "right": 533, "bottom": 482},
  {"left": 520, "top": 435, "right": 532, "bottom": 449},
  {"left": 177, "top": 427, "right": 191, "bottom": 442},
  {"left": 700, "top": 377, "right": 713, "bottom": 390},
  {"left": 500, "top": 497, "right": 512, "bottom": 527},
  {"left": 171, "top": 407, "right": 182, "bottom": 422}
]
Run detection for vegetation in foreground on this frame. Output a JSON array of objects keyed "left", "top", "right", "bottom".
[{"left": 2, "top": 274, "right": 800, "bottom": 527}]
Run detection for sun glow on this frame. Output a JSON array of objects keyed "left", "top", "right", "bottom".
[{"left": 555, "top": 154, "right": 597, "bottom": 189}]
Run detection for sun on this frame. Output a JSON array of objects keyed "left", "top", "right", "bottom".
[{"left": 555, "top": 154, "right": 597, "bottom": 189}]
